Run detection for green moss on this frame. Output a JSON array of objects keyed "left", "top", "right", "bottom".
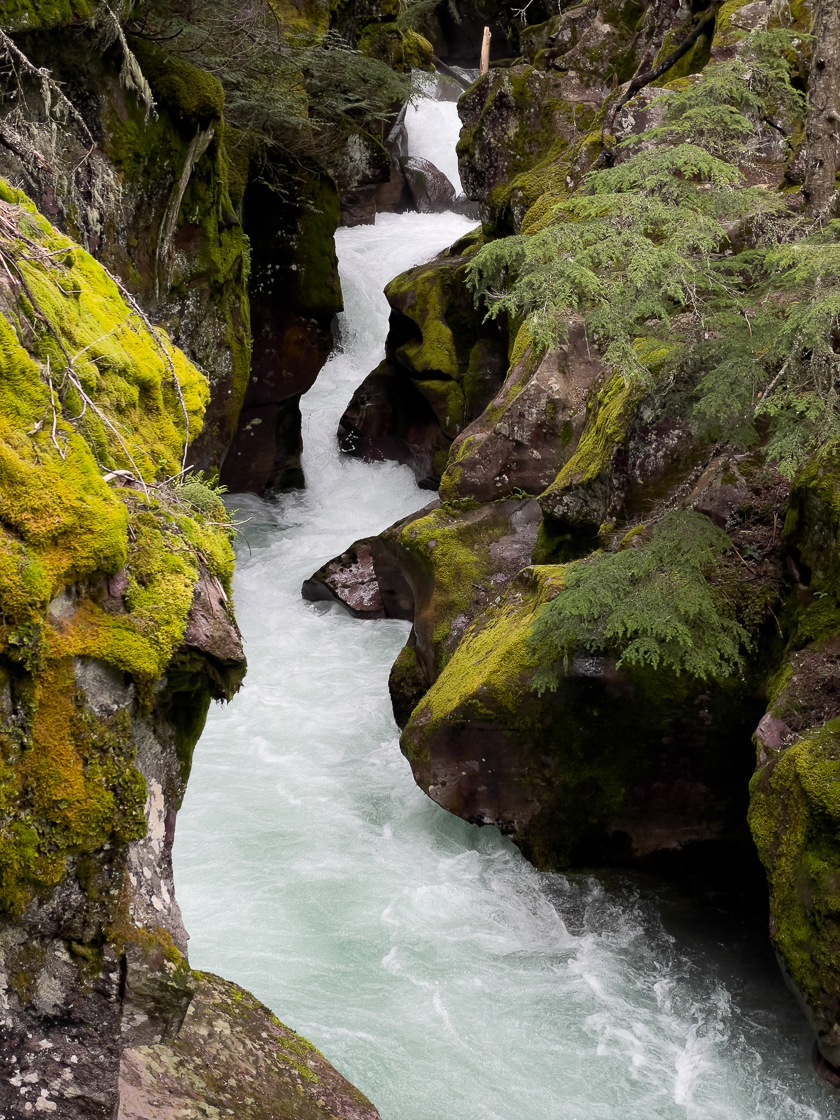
[
  {"left": 401, "top": 508, "right": 495, "bottom": 661},
  {"left": 357, "top": 23, "right": 433, "bottom": 71},
  {"left": 0, "top": 0, "right": 93, "bottom": 31},
  {"left": 650, "top": 22, "right": 713, "bottom": 87},
  {"left": 415, "top": 378, "right": 466, "bottom": 438},
  {"left": 130, "top": 39, "right": 225, "bottom": 119},
  {"left": 712, "top": 0, "right": 758, "bottom": 51},
  {"left": 0, "top": 182, "right": 239, "bottom": 917},
  {"left": 749, "top": 718, "right": 840, "bottom": 1008},
  {"left": 540, "top": 374, "right": 640, "bottom": 502}
]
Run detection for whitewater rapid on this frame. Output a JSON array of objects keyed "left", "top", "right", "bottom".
[{"left": 174, "top": 86, "right": 835, "bottom": 1120}]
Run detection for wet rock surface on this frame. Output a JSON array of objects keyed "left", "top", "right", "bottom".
[
  {"left": 119, "top": 972, "right": 381, "bottom": 1120},
  {"left": 301, "top": 508, "right": 419, "bottom": 621},
  {"left": 339, "top": 231, "right": 508, "bottom": 487},
  {"left": 401, "top": 155, "right": 457, "bottom": 213}
]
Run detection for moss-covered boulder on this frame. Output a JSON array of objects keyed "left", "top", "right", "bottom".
[
  {"left": 401, "top": 562, "right": 765, "bottom": 870},
  {"left": 392, "top": 495, "right": 542, "bottom": 691},
  {"left": 456, "top": 64, "right": 599, "bottom": 233},
  {"left": 339, "top": 229, "right": 508, "bottom": 486},
  {"left": 0, "top": 182, "right": 247, "bottom": 1118},
  {"left": 749, "top": 456, "right": 840, "bottom": 1069},
  {"left": 439, "top": 321, "right": 600, "bottom": 503}
]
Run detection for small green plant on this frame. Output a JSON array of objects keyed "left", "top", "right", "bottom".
[{"left": 528, "top": 510, "right": 750, "bottom": 693}]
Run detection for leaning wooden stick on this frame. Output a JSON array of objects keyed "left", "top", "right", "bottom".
[{"left": 480, "top": 26, "right": 491, "bottom": 75}]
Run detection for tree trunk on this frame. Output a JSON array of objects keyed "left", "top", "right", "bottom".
[{"left": 803, "top": 0, "right": 840, "bottom": 218}]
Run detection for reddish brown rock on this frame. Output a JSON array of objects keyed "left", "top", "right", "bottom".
[
  {"left": 338, "top": 359, "right": 451, "bottom": 488},
  {"left": 440, "top": 323, "right": 600, "bottom": 503},
  {"left": 338, "top": 233, "right": 508, "bottom": 487},
  {"left": 302, "top": 505, "right": 435, "bottom": 619}
]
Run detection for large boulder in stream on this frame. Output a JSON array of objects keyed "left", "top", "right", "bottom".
[
  {"left": 338, "top": 228, "right": 509, "bottom": 487},
  {"left": 401, "top": 155, "right": 457, "bottom": 213},
  {"left": 438, "top": 321, "right": 601, "bottom": 503},
  {"left": 301, "top": 507, "right": 424, "bottom": 619}
]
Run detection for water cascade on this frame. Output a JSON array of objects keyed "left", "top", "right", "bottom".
[{"left": 175, "top": 85, "right": 835, "bottom": 1120}]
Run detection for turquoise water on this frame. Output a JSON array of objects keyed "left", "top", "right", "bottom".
[{"left": 174, "top": 92, "right": 836, "bottom": 1120}]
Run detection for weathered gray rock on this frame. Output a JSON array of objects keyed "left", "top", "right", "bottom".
[
  {"left": 401, "top": 155, "right": 457, "bottom": 212},
  {"left": 119, "top": 973, "right": 382, "bottom": 1120},
  {"left": 439, "top": 322, "right": 601, "bottom": 503}
]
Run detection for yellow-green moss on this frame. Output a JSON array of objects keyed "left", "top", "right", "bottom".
[
  {"left": 130, "top": 39, "right": 225, "bottom": 119},
  {"left": 0, "top": 182, "right": 238, "bottom": 916},
  {"left": 0, "top": 0, "right": 93, "bottom": 31},
  {"left": 749, "top": 718, "right": 840, "bottom": 1006},
  {"left": 357, "top": 23, "right": 433, "bottom": 71},
  {"left": 541, "top": 374, "right": 639, "bottom": 500}
]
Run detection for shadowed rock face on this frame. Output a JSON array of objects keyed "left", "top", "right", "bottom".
[
  {"left": 220, "top": 175, "right": 343, "bottom": 494},
  {"left": 401, "top": 155, "right": 457, "bottom": 213},
  {"left": 119, "top": 973, "right": 382, "bottom": 1120}
]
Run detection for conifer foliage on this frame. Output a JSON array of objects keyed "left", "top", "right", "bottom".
[
  {"left": 528, "top": 512, "right": 750, "bottom": 691},
  {"left": 467, "top": 29, "right": 840, "bottom": 480}
]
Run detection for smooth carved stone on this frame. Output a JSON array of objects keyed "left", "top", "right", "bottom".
[
  {"left": 118, "top": 973, "right": 382, "bottom": 1120},
  {"left": 338, "top": 358, "right": 450, "bottom": 488},
  {"left": 400, "top": 155, "right": 456, "bottom": 213}
]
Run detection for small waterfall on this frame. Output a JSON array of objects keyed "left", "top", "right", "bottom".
[
  {"left": 404, "top": 73, "right": 465, "bottom": 194},
  {"left": 174, "top": 82, "right": 834, "bottom": 1120}
]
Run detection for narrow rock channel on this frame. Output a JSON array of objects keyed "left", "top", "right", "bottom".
[{"left": 174, "top": 92, "right": 835, "bottom": 1120}]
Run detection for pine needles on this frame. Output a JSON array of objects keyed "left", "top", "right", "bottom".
[
  {"left": 528, "top": 511, "right": 751, "bottom": 692},
  {"left": 466, "top": 28, "right": 840, "bottom": 480}
]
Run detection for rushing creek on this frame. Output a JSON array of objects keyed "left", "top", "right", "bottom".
[{"left": 174, "top": 85, "right": 836, "bottom": 1120}]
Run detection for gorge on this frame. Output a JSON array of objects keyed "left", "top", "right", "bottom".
[
  {"left": 0, "top": 0, "right": 839, "bottom": 1117},
  {"left": 177, "top": 97, "right": 837, "bottom": 1118}
]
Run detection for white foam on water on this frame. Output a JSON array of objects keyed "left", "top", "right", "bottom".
[
  {"left": 404, "top": 73, "right": 465, "bottom": 194},
  {"left": 174, "top": 87, "right": 836, "bottom": 1120}
]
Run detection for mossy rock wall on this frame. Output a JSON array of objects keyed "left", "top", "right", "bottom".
[
  {"left": 0, "top": 182, "right": 246, "bottom": 1118},
  {"left": 401, "top": 564, "right": 764, "bottom": 870},
  {"left": 0, "top": 28, "right": 252, "bottom": 477},
  {"left": 749, "top": 458, "right": 840, "bottom": 1068}
]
